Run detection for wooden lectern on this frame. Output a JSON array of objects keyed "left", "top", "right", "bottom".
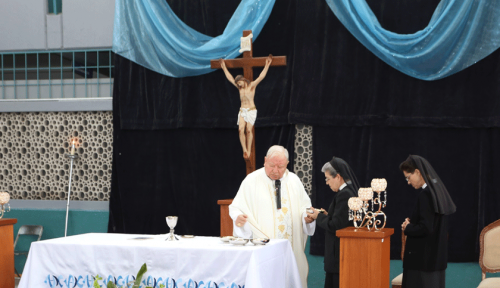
[
  {"left": 0, "top": 218, "right": 17, "bottom": 288},
  {"left": 217, "top": 199, "right": 233, "bottom": 236},
  {"left": 336, "top": 227, "right": 394, "bottom": 288}
]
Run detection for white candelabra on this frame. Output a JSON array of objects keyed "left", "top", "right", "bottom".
[
  {"left": 348, "top": 178, "right": 388, "bottom": 231},
  {"left": 0, "top": 192, "right": 11, "bottom": 219}
]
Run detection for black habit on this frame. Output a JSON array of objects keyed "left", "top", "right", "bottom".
[
  {"left": 403, "top": 185, "right": 449, "bottom": 271},
  {"left": 401, "top": 155, "right": 455, "bottom": 288},
  {"left": 316, "top": 184, "right": 357, "bottom": 274}
]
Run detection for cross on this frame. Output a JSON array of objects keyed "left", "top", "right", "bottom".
[{"left": 210, "top": 30, "right": 287, "bottom": 175}]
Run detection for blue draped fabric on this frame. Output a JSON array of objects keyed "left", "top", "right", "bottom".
[
  {"left": 325, "top": 0, "right": 500, "bottom": 80},
  {"left": 112, "top": 0, "right": 275, "bottom": 78}
]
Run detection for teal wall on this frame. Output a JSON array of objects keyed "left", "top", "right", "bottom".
[{"left": 9, "top": 208, "right": 108, "bottom": 275}]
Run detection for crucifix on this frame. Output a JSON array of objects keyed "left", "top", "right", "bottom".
[{"left": 210, "top": 30, "right": 287, "bottom": 175}]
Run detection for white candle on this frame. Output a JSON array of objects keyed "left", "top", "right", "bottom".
[{"left": 70, "top": 143, "right": 75, "bottom": 155}]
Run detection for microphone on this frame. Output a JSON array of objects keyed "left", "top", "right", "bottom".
[{"left": 275, "top": 180, "right": 281, "bottom": 209}]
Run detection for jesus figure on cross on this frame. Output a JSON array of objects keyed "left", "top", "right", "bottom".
[{"left": 219, "top": 55, "right": 273, "bottom": 159}]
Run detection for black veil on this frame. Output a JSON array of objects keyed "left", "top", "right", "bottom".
[
  {"left": 408, "top": 155, "right": 456, "bottom": 215},
  {"left": 329, "top": 157, "right": 360, "bottom": 192}
]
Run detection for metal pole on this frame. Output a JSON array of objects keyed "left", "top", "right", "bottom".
[{"left": 64, "top": 154, "right": 78, "bottom": 237}]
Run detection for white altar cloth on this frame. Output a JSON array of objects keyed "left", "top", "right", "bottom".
[{"left": 18, "top": 233, "right": 302, "bottom": 288}]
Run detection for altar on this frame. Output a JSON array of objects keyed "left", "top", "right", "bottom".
[{"left": 18, "top": 233, "right": 302, "bottom": 288}]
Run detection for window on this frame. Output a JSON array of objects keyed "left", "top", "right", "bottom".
[
  {"left": 48, "top": 0, "right": 62, "bottom": 14},
  {"left": 0, "top": 50, "right": 114, "bottom": 100}
]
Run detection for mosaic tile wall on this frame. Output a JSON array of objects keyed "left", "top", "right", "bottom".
[
  {"left": 293, "top": 124, "right": 313, "bottom": 195},
  {"left": 0, "top": 112, "right": 314, "bottom": 201},
  {"left": 0, "top": 111, "right": 113, "bottom": 201}
]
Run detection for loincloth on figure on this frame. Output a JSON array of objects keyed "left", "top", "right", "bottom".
[{"left": 237, "top": 107, "right": 257, "bottom": 126}]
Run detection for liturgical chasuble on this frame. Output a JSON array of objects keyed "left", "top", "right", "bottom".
[{"left": 229, "top": 168, "right": 315, "bottom": 288}]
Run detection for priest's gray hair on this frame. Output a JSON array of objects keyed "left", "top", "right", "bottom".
[
  {"left": 266, "top": 145, "right": 289, "bottom": 160},
  {"left": 321, "top": 162, "right": 338, "bottom": 177}
]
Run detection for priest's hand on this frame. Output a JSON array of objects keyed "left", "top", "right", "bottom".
[
  {"left": 236, "top": 214, "right": 248, "bottom": 227},
  {"left": 304, "top": 214, "right": 315, "bottom": 223},
  {"left": 307, "top": 207, "right": 320, "bottom": 220}
]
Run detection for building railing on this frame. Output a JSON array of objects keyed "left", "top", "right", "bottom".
[{"left": 0, "top": 49, "right": 114, "bottom": 100}]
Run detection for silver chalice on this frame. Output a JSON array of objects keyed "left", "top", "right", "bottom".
[{"left": 166, "top": 216, "right": 179, "bottom": 241}]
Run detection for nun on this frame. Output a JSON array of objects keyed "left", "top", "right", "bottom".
[
  {"left": 400, "top": 155, "right": 456, "bottom": 288},
  {"left": 307, "top": 157, "right": 360, "bottom": 288}
]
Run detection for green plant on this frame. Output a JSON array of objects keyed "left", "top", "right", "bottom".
[{"left": 93, "top": 263, "right": 165, "bottom": 288}]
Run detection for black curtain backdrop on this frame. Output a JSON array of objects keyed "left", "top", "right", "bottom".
[
  {"left": 109, "top": 0, "right": 500, "bottom": 262},
  {"left": 109, "top": 84, "right": 295, "bottom": 234},
  {"left": 116, "top": 0, "right": 294, "bottom": 130},
  {"left": 290, "top": 1, "right": 500, "bottom": 128},
  {"left": 311, "top": 126, "right": 500, "bottom": 262}
]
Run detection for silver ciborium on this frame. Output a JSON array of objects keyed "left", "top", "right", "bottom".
[
  {"left": 0, "top": 192, "right": 11, "bottom": 219},
  {"left": 166, "top": 216, "right": 179, "bottom": 241}
]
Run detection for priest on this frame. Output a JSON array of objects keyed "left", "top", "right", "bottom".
[{"left": 229, "top": 145, "right": 315, "bottom": 288}]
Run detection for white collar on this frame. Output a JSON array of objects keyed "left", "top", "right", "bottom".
[
  {"left": 422, "top": 183, "right": 428, "bottom": 189},
  {"left": 339, "top": 183, "right": 347, "bottom": 191}
]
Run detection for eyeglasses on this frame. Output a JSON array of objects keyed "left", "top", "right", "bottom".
[
  {"left": 405, "top": 173, "right": 414, "bottom": 182},
  {"left": 325, "top": 177, "right": 333, "bottom": 182}
]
